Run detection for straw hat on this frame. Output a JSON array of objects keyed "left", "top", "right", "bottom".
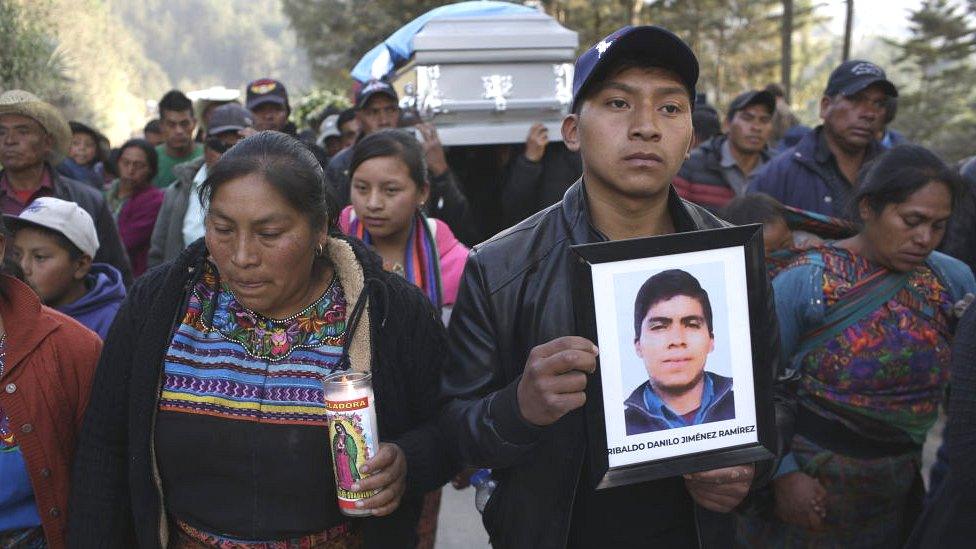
[{"left": 0, "top": 90, "right": 72, "bottom": 157}]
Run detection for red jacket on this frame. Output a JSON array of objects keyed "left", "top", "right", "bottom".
[{"left": 0, "top": 276, "right": 101, "bottom": 548}]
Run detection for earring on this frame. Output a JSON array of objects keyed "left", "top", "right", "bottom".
[{"left": 316, "top": 243, "right": 325, "bottom": 257}]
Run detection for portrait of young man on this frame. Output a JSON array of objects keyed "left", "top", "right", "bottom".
[
  {"left": 441, "top": 25, "right": 789, "bottom": 548},
  {"left": 625, "top": 269, "right": 735, "bottom": 435}
]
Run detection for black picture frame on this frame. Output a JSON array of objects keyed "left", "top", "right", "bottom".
[{"left": 571, "top": 224, "right": 776, "bottom": 490}]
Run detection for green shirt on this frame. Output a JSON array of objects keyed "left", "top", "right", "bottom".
[{"left": 153, "top": 143, "right": 203, "bottom": 188}]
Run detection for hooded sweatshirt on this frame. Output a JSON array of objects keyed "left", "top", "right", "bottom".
[{"left": 56, "top": 263, "right": 126, "bottom": 339}]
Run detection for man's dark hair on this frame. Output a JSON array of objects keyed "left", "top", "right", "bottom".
[
  {"left": 764, "top": 83, "right": 786, "bottom": 98},
  {"left": 634, "top": 269, "right": 713, "bottom": 340},
  {"left": 144, "top": 119, "right": 161, "bottom": 135},
  {"left": 852, "top": 144, "right": 963, "bottom": 220},
  {"left": 572, "top": 53, "right": 693, "bottom": 115},
  {"left": 200, "top": 131, "right": 337, "bottom": 235},
  {"left": 692, "top": 106, "right": 721, "bottom": 145},
  {"left": 158, "top": 90, "right": 193, "bottom": 118},
  {"left": 349, "top": 129, "right": 427, "bottom": 191},
  {"left": 883, "top": 96, "right": 898, "bottom": 125},
  {"left": 721, "top": 193, "right": 786, "bottom": 226},
  {"left": 118, "top": 138, "right": 160, "bottom": 181},
  {"left": 337, "top": 108, "right": 357, "bottom": 129}
]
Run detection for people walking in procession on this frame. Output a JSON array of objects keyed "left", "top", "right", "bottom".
[
  {"left": 737, "top": 144, "right": 976, "bottom": 547},
  {"left": 0, "top": 90, "right": 133, "bottom": 285},
  {"left": 148, "top": 103, "right": 254, "bottom": 268},
  {"left": 68, "top": 131, "right": 455, "bottom": 548}
]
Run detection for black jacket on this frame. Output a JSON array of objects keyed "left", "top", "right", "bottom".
[
  {"left": 68, "top": 236, "right": 455, "bottom": 548},
  {"left": 499, "top": 142, "right": 582, "bottom": 227},
  {"left": 940, "top": 156, "right": 976, "bottom": 276},
  {"left": 441, "top": 181, "right": 793, "bottom": 548},
  {"left": 1, "top": 166, "right": 133, "bottom": 286},
  {"left": 906, "top": 305, "right": 976, "bottom": 548}
]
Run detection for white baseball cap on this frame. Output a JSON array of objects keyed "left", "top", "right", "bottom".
[{"left": 4, "top": 197, "right": 100, "bottom": 258}]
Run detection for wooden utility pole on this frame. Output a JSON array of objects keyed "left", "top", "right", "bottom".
[
  {"left": 843, "top": 0, "right": 854, "bottom": 61},
  {"left": 781, "top": 0, "right": 794, "bottom": 102}
]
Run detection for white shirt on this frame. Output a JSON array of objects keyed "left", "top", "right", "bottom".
[{"left": 182, "top": 163, "right": 208, "bottom": 248}]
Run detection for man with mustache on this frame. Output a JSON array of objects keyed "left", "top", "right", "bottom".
[
  {"left": 673, "top": 90, "right": 775, "bottom": 212},
  {"left": 748, "top": 60, "right": 897, "bottom": 217},
  {"left": 625, "top": 269, "right": 734, "bottom": 435}
]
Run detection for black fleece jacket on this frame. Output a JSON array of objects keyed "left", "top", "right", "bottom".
[{"left": 67, "top": 235, "right": 456, "bottom": 548}]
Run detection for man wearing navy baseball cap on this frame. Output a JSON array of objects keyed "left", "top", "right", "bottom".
[
  {"left": 442, "top": 26, "right": 786, "bottom": 547},
  {"left": 748, "top": 60, "right": 897, "bottom": 216}
]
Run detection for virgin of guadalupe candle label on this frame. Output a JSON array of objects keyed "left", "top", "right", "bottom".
[{"left": 326, "top": 396, "right": 379, "bottom": 510}]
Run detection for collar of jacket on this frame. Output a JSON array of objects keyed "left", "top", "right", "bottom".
[
  {"left": 791, "top": 125, "right": 880, "bottom": 173},
  {"left": 559, "top": 178, "right": 712, "bottom": 245},
  {"left": 174, "top": 234, "right": 380, "bottom": 373},
  {"left": 0, "top": 275, "right": 59, "bottom": 378},
  {"left": 171, "top": 156, "right": 207, "bottom": 188},
  {"left": 623, "top": 371, "right": 734, "bottom": 423}
]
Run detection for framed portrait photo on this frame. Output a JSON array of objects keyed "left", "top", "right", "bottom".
[{"left": 571, "top": 225, "right": 776, "bottom": 490}]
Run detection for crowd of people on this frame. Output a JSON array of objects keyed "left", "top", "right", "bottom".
[{"left": 0, "top": 20, "right": 975, "bottom": 549}]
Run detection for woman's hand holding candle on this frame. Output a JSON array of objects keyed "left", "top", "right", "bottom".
[{"left": 352, "top": 442, "right": 407, "bottom": 516}]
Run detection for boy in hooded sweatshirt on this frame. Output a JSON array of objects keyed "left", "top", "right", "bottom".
[{"left": 5, "top": 197, "right": 125, "bottom": 339}]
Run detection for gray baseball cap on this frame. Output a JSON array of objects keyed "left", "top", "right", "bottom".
[{"left": 207, "top": 103, "right": 254, "bottom": 137}]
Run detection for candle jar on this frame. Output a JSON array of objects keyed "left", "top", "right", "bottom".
[{"left": 323, "top": 371, "right": 381, "bottom": 516}]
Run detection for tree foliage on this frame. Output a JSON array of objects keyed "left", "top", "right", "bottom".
[
  {"left": 888, "top": 0, "right": 976, "bottom": 162},
  {"left": 0, "top": 1, "right": 71, "bottom": 106},
  {"left": 281, "top": 0, "right": 454, "bottom": 87}
]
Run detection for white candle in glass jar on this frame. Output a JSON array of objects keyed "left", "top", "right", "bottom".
[{"left": 322, "top": 371, "right": 380, "bottom": 516}]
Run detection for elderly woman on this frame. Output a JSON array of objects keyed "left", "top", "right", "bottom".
[
  {"left": 737, "top": 144, "right": 976, "bottom": 547},
  {"left": 68, "top": 131, "right": 454, "bottom": 548}
]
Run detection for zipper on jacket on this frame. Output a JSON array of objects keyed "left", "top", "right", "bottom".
[{"left": 152, "top": 264, "right": 198, "bottom": 548}]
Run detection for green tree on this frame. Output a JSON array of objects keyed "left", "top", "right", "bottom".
[
  {"left": 0, "top": 0, "right": 71, "bottom": 106},
  {"left": 888, "top": 0, "right": 976, "bottom": 161},
  {"left": 281, "top": 0, "right": 455, "bottom": 87}
]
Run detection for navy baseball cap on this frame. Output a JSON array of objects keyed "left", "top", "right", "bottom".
[
  {"left": 571, "top": 26, "right": 699, "bottom": 112},
  {"left": 356, "top": 80, "right": 399, "bottom": 110},
  {"left": 726, "top": 90, "right": 776, "bottom": 121},
  {"left": 824, "top": 60, "right": 897, "bottom": 98},
  {"left": 246, "top": 79, "right": 289, "bottom": 111}
]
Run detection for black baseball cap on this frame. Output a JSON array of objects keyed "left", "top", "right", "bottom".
[
  {"left": 356, "top": 80, "right": 399, "bottom": 110},
  {"left": 726, "top": 90, "right": 776, "bottom": 121},
  {"left": 571, "top": 26, "right": 698, "bottom": 112},
  {"left": 207, "top": 103, "right": 253, "bottom": 137},
  {"left": 246, "top": 79, "right": 290, "bottom": 111},
  {"left": 824, "top": 60, "right": 897, "bottom": 98}
]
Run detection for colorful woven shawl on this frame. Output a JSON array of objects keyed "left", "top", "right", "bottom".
[{"left": 348, "top": 211, "right": 443, "bottom": 308}]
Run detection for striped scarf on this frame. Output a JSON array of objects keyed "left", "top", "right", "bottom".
[{"left": 349, "top": 210, "right": 443, "bottom": 308}]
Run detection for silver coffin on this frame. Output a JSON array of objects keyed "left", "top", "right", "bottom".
[{"left": 392, "top": 11, "right": 579, "bottom": 146}]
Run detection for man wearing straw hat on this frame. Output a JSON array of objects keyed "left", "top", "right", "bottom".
[{"left": 0, "top": 90, "right": 133, "bottom": 285}]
